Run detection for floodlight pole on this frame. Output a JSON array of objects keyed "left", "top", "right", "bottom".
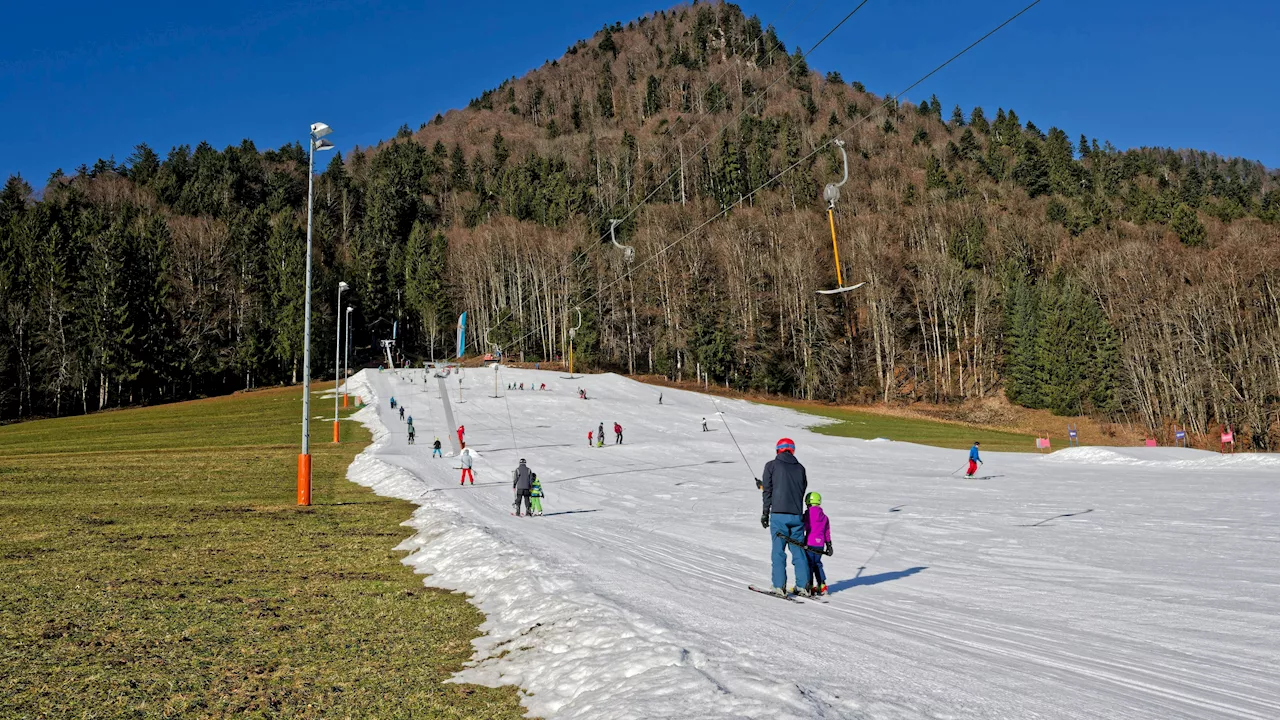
[
  {"left": 299, "top": 121, "right": 333, "bottom": 506},
  {"left": 343, "top": 306, "right": 353, "bottom": 406},
  {"left": 333, "top": 281, "right": 348, "bottom": 442}
]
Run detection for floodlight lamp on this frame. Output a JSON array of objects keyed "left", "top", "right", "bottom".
[
  {"left": 314, "top": 138, "right": 335, "bottom": 152},
  {"left": 339, "top": 281, "right": 349, "bottom": 291},
  {"left": 311, "top": 122, "right": 333, "bottom": 139}
]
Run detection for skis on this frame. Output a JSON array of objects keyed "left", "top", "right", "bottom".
[
  {"left": 748, "top": 585, "right": 803, "bottom": 603},
  {"left": 815, "top": 282, "right": 866, "bottom": 295}
]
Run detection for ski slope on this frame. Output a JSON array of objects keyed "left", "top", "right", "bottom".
[{"left": 339, "top": 367, "right": 1280, "bottom": 719}]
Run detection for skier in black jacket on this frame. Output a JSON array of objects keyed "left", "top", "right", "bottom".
[
  {"left": 512, "top": 459, "right": 535, "bottom": 516},
  {"left": 761, "top": 437, "right": 810, "bottom": 595}
]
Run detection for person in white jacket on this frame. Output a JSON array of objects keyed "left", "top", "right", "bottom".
[{"left": 460, "top": 447, "right": 475, "bottom": 485}]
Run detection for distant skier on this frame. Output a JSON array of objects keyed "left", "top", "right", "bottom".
[
  {"left": 406, "top": 414, "right": 413, "bottom": 429},
  {"left": 967, "top": 441, "right": 982, "bottom": 477},
  {"left": 432, "top": 437, "right": 442, "bottom": 458},
  {"left": 597, "top": 422, "right": 605, "bottom": 448},
  {"left": 540, "top": 383, "right": 546, "bottom": 391},
  {"left": 702, "top": 418, "right": 708, "bottom": 432},
  {"left": 529, "top": 474, "right": 545, "bottom": 516},
  {"left": 407, "top": 425, "right": 416, "bottom": 445},
  {"left": 658, "top": 393, "right": 663, "bottom": 405},
  {"left": 614, "top": 422, "right": 623, "bottom": 445},
  {"left": 512, "top": 459, "right": 534, "bottom": 516},
  {"left": 390, "top": 396, "right": 396, "bottom": 409},
  {"left": 399, "top": 406, "right": 405, "bottom": 421},
  {"left": 803, "top": 492, "right": 832, "bottom": 596},
  {"left": 761, "top": 438, "right": 810, "bottom": 596},
  {"left": 588, "top": 431, "right": 594, "bottom": 447},
  {"left": 457, "top": 425, "right": 465, "bottom": 447},
  {"left": 460, "top": 447, "right": 475, "bottom": 485}
]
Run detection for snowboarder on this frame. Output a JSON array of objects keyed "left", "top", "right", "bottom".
[
  {"left": 702, "top": 418, "right": 709, "bottom": 432},
  {"left": 407, "top": 425, "right": 416, "bottom": 445},
  {"left": 761, "top": 438, "right": 810, "bottom": 596},
  {"left": 803, "top": 492, "right": 832, "bottom": 596},
  {"left": 432, "top": 437, "right": 442, "bottom": 458},
  {"left": 614, "top": 422, "right": 623, "bottom": 445},
  {"left": 460, "top": 447, "right": 475, "bottom": 485},
  {"left": 587, "top": 431, "right": 593, "bottom": 447},
  {"left": 399, "top": 406, "right": 405, "bottom": 421},
  {"left": 512, "top": 459, "right": 534, "bottom": 516},
  {"left": 529, "top": 474, "right": 545, "bottom": 516},
  {"left": 967, "top": 441, "right": 982, "bottom": 477}
]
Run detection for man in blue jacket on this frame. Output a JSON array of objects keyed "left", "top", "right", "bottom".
[
  {"left": 761, "top": 437, "right": 810, "bottom": 595},
  {"left": 967, "top": 441, "right": 982, "bottom": 477}
]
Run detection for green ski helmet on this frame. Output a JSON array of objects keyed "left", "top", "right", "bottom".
[{"left": 806, "top": 491, "right": 822, "bottom": 506}]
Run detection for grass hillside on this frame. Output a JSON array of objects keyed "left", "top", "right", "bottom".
[{"left": 0, "top": 387, "right": 524, "bottom": 719}]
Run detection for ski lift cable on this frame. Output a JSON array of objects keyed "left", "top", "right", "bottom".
[
  {"left": 499, "top": 0, "right": 1044, "bottom": 354},
  {"left": 481, "top": 0, "right": 874, "bottom": 334},
  {"left": 713, "top": 398, "right": 756, "bottom": 482}
]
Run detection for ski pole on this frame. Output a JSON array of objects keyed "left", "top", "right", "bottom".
[{"left": 775, "top": 532, "right": 832, "bottom": 556}]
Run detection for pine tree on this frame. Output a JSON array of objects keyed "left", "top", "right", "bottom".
[
  {"left": 1171, "top": 203, "right": 1206, "bottom": 246},
  {"left": 1012, "top": 139, "right": 1050, "bottom": 198},
  {"left": 951, "top": 105, "right": 966, "bottom": 127}
]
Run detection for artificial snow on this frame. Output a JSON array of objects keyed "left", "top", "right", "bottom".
[{"left": 340, "top": 367, "right": 1280, "bottom": 719}]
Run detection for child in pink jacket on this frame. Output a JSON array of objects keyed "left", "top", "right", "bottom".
[{"left": 804, "top": 491, "right": 832, "bottom": 595}]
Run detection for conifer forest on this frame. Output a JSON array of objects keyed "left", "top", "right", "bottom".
[{"left": 2, "top": 3, "right": 1278, "bottom": 447}]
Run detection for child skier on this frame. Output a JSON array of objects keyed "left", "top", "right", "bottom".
[
  {"left": 407, "top": 425, "right": 416, "bottom": 445},
  {"left": 432, "top": 437, "right": 442, "bottom": 458},
  {"left": 399, "top": 406, "right": 405, "bottom": 421},
  {"left": 529, "top": 474, "right": 545, "bottom": 516},
  {"left": 702, "top": 418, "right": 709, "bottom": 432},
  {"left": 803, "top": 492, "right": 832, "bottom": 596},
  {"left": 587, "top": 430, "right": 593, "bottom": 447},
  {"left": 390, "top": 396, "right": 396, "bottom": 409},
  {"left": 597, "top": 422, "right": 605, "bottom": 448}
]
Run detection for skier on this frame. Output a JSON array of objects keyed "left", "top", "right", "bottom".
[
  {"left": 587, "top": 430, "right": 593, "bottom": 447},
  {"left": 967, "top": 441, "right": 982, "bottom": 477},
  {"left": 760, "top": 438, "right": 810, "bottom": 596},
  {"left": 399, "top": 406, "right": 405, "bottom": 421},
  {"left": 658, "top": 392, "right": 663, "bottom": 405},
  {"left": 460, "top": 447, "right": 475, "bottom": 485},
  {"left": 432, "top": 437, "right": 442, "bottom": 458},
  {"left": 529, "top": 474, "right": 545, "bottom": 516},
  {"left": 540, "top": 383, "right": 546, "bottom": 391},
  {"left": 512, "top": 459, "right": 534, "bottom": 516},
  {"left": 406, "top": 414, "right": 413, "bottom": 429},
  {"left": 407, "top": 425, "right": 416, "bottom": 445},
  {"left": 457, "top": 425, "right": 465, "bottom": 447},
  {"left": 390, "top": 396, "right": 396, "bottom": 409},
  {"left": 597, "top": 423, "right": 605, "bottom": 446},
  {"left": 702, "top": 418, "right": 709, "bottom": 432},
  {"left": 614, "top": 422, "right": 623, "bottom": 445},
  {"left": 803, "top": 492, "right": 832, "bottom": 596}
]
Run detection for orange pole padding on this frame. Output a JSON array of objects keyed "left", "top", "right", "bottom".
[
  {"left": 297, "top": 454, "right": 312, "bottom": 506},
  {"left": 342, "top": 393, "right": 348, "bottom": 408},
  {"left": 332, "top": 420, "right": 341, "bottom": 443},
  {"left": 827, "top": 207, "right": 844, "bottom": 287}
]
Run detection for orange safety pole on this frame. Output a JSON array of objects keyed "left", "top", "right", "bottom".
[
  {"left": 297, "top": 454, "right": 312, "bottom": 506},
  {"left": 827, "top": 207, "right": 844, "bottom": 288},
  {"left": 343, "top": 393, "right": 348, "bottom": 408},
  {"left": 332, "top": 419, "right": 340, "bottom": 443}
]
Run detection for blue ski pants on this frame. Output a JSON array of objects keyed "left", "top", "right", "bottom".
[
  {"left": 770, "top": 513, "right": 809, "bottom": 590},
  {"left": 806, "top": 549, "right": 826, "bottom": 588}
]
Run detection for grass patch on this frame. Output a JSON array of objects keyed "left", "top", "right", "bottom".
[
  {"left": 0, "top": 387, "right": 525, "bottom": 719},
  {"left": 767, "top": 401, "right": 1035, "bottom": 453}
]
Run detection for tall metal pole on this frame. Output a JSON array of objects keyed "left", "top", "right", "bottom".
[
  {"left": 332, "top": 283, "right": 345, "bottom": 442},
  {"left": 299, "top": 129, "right": 316, "bottom": 505}
]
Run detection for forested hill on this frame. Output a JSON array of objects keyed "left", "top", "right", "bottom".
[{"left": 2, "top": 2, "right": 1279, "bottom": 447}]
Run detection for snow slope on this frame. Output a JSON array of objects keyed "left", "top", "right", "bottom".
[{"left": 341, "top": 367, "right": 1280, "bottom": 719}]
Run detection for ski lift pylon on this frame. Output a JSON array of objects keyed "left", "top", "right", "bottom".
[
  {"left": 562, "top": 306, "right": 583, "bottom": 379},
  {"left": 817, "top": 139, "right": 865, "bottom": 295}
]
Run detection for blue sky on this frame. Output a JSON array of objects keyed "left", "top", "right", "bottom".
[{"left": 3, "top": 0, "right": 1278, "bottom": 186}]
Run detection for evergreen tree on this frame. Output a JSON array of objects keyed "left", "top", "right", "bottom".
[
  {"left": 1171, "top": 203, "right": 1206, "bottom": 246},
  {"left": 1012, "top": 139, "right": 1051, "bottom": 198},
  {"left": 951, "top": 105, "right": 966, "bottom": 127}
]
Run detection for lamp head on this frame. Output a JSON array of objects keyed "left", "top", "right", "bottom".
[
  {"left": 338, "top": 281, "right": 349, "bottom": 291},
  {"left": 314, "top": 138, "right": 335, "bottom": 152},
  {"left": 311, "top": 122, "right": 332, "bottom": 139}
]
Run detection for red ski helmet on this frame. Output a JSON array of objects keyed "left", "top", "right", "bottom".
[{"left": 776, "top": 438, "right": 795, "bottom": 454}]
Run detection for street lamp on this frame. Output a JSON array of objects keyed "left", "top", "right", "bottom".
[
  {"left": 299, "top": 121, "right": 335, "bottom": 507},
  {"left": 343, "top": 305, "right": 354, "bottom": 405},
  {"left": 333, "top": 281, "right": 349, "bottom": 443}
]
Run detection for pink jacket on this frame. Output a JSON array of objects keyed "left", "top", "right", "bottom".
[{"left": 805, "top": 506, "right": 831, "bottom": 547}]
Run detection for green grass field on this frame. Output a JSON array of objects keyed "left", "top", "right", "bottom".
[
  {"left": 0, "top": 388, "right": 525, "bottom": 719},
  {"left": 769, "top": 401, "right": 1036, "bottom": 453}
]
